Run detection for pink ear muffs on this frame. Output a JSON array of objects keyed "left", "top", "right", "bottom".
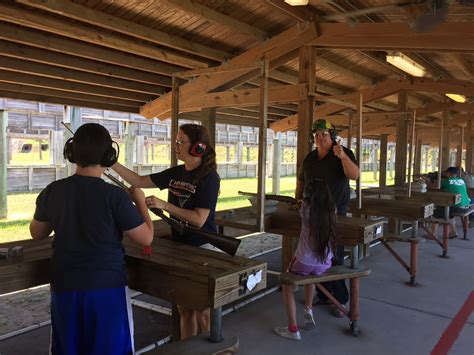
[{"left": 189, "top": 142, "right": 207, "bottom": 157}]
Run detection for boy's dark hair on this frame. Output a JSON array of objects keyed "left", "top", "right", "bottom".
[
  {"left": 180, "top": 124, "right": 219, "bottom": 185},
  {"left": 446, "top": 166, "right": 459, "bottom": 176},
  {"left": 64, "top": 123, "right": 118, "bottom": 167},
  {"left": 303, "top": 179, "right": 337, "bottom": 263}
]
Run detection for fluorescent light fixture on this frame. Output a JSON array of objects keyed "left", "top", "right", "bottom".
[
  {"left": 445, "top": 93, "right": 466, "bottom": 103},
  {"left": 284, "top": 0, "right": 309, "bottom": 5},
  {"left": 386, "top": 52, "right": 426, "bottom": 77}
]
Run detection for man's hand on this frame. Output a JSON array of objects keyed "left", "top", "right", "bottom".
[
  {"left": 128, "top": 186, "right": 145, "bottom": 205},
  {"left": 333, "top": 143, "right": 346, "bottom": 160}
]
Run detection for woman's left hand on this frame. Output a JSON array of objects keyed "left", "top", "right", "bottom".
[{"left": 145, "top": 195, "right": 167, "bottom": 210}]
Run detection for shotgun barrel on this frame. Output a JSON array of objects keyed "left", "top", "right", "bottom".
[
  {"left": 150, "top": 208, "right": 241, "bottom": 256},
  {"left": 238, "top": 191, "right": 298, "bottom": 205}
]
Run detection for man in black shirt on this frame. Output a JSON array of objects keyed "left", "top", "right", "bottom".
[{"left": 295, "top": 119, "right": 359, "bottom": 316}]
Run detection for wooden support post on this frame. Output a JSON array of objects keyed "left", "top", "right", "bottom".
[
  {"left": 395, "top": 91, "right": 408, "bottom": 187},
  {"left": 49, "top": 130, "right": 63, "bottom": 165},
  {"left": 272, "top": 132, "right": 281, "bottom": 194},
  {"left": 0, "top": 110, "right": 7, "bottom": 218},
  {"left": 124, "top": 121, "right": 135, "bottom": 170},
  {"left": 136, "top": 136, "right": 145, "bottom": 165},
  {"left": 200, "top": 108, "right": 216, "bottom": 148},
  {"left": 379, "top": 134, "right": 388, "bottom": 187},
  {"left": 466, "top": 120, "right": 473, "bottom": 174},
  {"left": 437, "top": 111, "right": 446, "bottom": 189},
  {"left": 414, "top": 136, "right": 422, "bottom": 175},
  {"left": 407, "top": 110, "right": 416, "bottom": 197},
  {"left": 356, "top": 93, "right": 362, "bottom": 209},
  {"left": 457, "top": 126, "right": 464, "bottom": 169},
  {"left": 296, "top": 46, "right": 315, "bottom": 178},
  {"left": 347, "top": 113, "right": 353, "bottom": 150},
  {"left": 256, "top": 60, "right": 269, "bottom": 232},
  {"left": 441, "top": 113, "right": 450, "bottom": 170},
  {"left": 171, "top": 77, "right": 179, "bottom": 167}
]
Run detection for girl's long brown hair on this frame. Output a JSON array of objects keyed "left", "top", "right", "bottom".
[
  {"left": 180, "top": 124, "right": 219, "bottom": 185},
  {"left": 304, "top": 179, "right": 337, "bottom": 263}
]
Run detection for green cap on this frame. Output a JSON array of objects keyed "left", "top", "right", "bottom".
[{"left": 312, "top": 119, "right": 332, "bottom": 132}]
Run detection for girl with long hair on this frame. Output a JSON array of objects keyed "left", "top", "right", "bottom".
[
  {"left": 112, "top": 123, "right": 220, "bottom": 339},
  {"left": 274, "top": 179, "right": 337, "bottom": 341}
]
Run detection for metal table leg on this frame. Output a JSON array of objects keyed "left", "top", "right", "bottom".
[{"left": 210, "top": 307, "right": 223, "bottom": 343}]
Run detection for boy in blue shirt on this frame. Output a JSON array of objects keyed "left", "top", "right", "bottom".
[{"left": 30, "top": 123, "right": 153, "bottom": 355}]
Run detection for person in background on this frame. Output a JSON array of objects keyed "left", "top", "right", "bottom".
[
  {"left": 295, "top": 119, "right": 359, "bottom": 317},
  {"left": 274, "top": 179, "right": 337, "bottom": 341},
  {"left": 432, "top": 166, "right": 472, "bottom": 238},
  {"left": 30, "top": 123, "right": 153, "bottom": 355},
  {"left": 111, "top": 123, "right": 220, "bottom": 340}
]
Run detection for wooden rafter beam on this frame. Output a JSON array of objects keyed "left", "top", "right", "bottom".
[
  {"left": 0, "top": 56, "right": 166, "bottom": 96},
  {"left": 140, "top": 23, "right": 319, "bottom": 119},
  {"left": 0, "top": 70, "right": 154, "bottom": 103},
  {"left": 0, "top": 82, "right": 141, "bottom": 108},
  {"left": 0, "top": 23, "right": 179, "bottom": 76},
  {"left": 0, "top": 2, "right": 206, "bottom": 69},
  {"left": 264, "top": 0, "right": 316, "bottom": 22},
  {"left": 0, "top": 90, "right": 139, "bottom": 113},
  {"left": 310, "top": 22, "right": 474, "bottom": 52},
  {"left": 450, "top": 113, "right": 474, "bottom": 127},
  {"left": 270, "top": 78, "right": 403, "bottom": 132},
  {"left": 178, "top": 84, "right": 308, "bottom": 112},
  {"left": 162, "top": 0, "right": 267, "bottom": 41},
  {"left": 452, "top": 103, "right": 474, "bottom": 112},
  {"left": 0, "top": 40, "right": 172, "bottom": 87},
  {"left": 401, "top": 78, "right": 474, "bottom": 97},
  {"left": 16, "top": 0, "right": 228, "bottom": 62}
]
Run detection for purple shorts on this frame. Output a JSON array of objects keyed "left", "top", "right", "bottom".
[{"left": 288, "top": 257, "right": 331, "bottom": 276}]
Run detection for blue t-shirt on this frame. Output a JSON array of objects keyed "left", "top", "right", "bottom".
[
  {"left": 150, "top": 165, "right": 220, "bottom": 246},
  {"left": 33, "top": 175, "right": 144, "bottom": 291}
]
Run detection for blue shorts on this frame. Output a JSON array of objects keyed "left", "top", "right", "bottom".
[{"left": 50, "top": 286, "right": 134, "bottom": 355}]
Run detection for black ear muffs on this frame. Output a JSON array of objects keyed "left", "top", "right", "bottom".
[
  {"left": 189, "top": 142, "right": 207, "bottom": 157},
  {"left": 100, "top": 141, "right": 119, "bottom": 167},
  {"left": 63, "top": 137, "right": 75, "bottom": 163}
]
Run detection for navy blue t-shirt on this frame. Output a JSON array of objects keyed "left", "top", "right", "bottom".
[
  {"left": 33, "top": 175, "right": 144, "bottom": 292},
  {"left": 150, "top": 165, "right": 220, "bottom": 246}
]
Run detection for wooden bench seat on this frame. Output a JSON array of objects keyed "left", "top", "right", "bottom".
[
  {"left": 151, "top": 333, "right": 239, "bottom": 354},
  {"left": 280, "top": 265, "right": 370, "bottom": 336},
  {"left": 419, "top": 217, "right": 454, "bottom": 225},
  {"left": 382, "top": 234, "right": 424, "bottom": 243},
  {"left": 450, "top": 209, "right": 473, "bottom": 239}
]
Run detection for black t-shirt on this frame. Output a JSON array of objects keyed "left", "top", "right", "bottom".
[
  {"left": 34, "top": 175, "right": 144, "bottom": 291},
  {"left": 298, "top": 146, "right": 358, "bottom": 208},
  {"left": 150, "top": 165, "right": 220, "bottom": 246}
]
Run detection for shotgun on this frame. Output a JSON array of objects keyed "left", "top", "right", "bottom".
[{"left": 238, "top": 191, "right": 298, "bottom": 205}]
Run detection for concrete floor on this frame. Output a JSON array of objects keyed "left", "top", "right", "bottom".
[{"left": 1, "top": 227, "right": 473, "bottom": 355}]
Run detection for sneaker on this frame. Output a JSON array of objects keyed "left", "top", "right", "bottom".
[
  {"left": 449, "top": 234, "right": 458, "bottom": 239},
  {"left": 303, "top": 308, "right": 316, "bottom": 330},
  {"left": 273, "top": 326, "right": 301, "bottom": 341},
  {"left": 313, "top": 298, "right": 331, "bottom": 306},
  {"left": 329, "top": 304, "right": 346, "bottom": 318}
]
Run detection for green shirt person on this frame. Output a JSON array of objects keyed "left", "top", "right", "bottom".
[{"left": 441, "top": 167, "right": 470, "bottom": 208}]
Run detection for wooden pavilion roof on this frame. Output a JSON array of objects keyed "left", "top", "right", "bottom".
[{"left": 0, "top": 0, "right": 473, "bottom": 144}]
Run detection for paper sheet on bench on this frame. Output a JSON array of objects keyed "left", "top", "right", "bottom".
[{"left": 246, "top": 270, "right": 262, "bottom": 291}]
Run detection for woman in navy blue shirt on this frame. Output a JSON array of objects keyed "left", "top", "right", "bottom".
[{"left": 112, "top": 123, "right": 220, "bottom": 340}]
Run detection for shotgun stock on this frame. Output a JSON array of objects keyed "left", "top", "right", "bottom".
[
  {"left": 150, "top": 208, "right": 241, "bottom": 256},
  {"left": 238, "top": 191, "right": 298, "bottom": 205}
]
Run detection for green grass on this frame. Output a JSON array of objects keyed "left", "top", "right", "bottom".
[{"left": 0, "top": 173, "right": 392, "bottom": 244}]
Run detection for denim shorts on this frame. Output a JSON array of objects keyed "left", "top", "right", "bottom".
[{"left": 288, "top": 257, "right": 331, "bottom": 276}]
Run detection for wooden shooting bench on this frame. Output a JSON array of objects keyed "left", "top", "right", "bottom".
[
  {"left": 363, "top": 187, "right": 461, "bottom": 256},
  {"left": 349, "top": 197, "right": 433, "bottom": 285},
  {"left": 280, "top": 265, "right": 371, "bottom": 336},
  {"left": 0, "top": 220, "right": 267, "bottom": 350}
]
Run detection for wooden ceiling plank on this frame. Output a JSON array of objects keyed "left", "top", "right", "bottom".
[
  {"left": 180, "top": 84, "right": 308, "bottom": 112},
  {"left": 0, "top": 70, "right": 153, "bottom": 103},
  {"left": 0, "top": 82, "right": 141, "bottom": 108},
  {"left": 0, "top": 23, "right": 180, "bottom": 76},
  {"left": 316, "top": 57, "right": 374, "bottom": 86},
  {"left": 270, "top": 78, "right": 403, "bottom": 132},
  {"left": 0, "top": 40, "right": 172, "bottom": 87},
  {"left": 140, "top": 23, "right": 319, "bottom": 119},
  {"left": 265, "top": 0, "right": 315, "bottom": 22},
  {"left": 162, "top": 0, "right": 267, "bottom": 41},
  {"left": 0, "top": 2, "right": 207, "bottom": 69},
  {"left": 0, "top": 56, "right": 165, "bottom": 96},
  {"left": 0, "top": 90, "right": 139, "bottom": 113},
  {"left": 16, "top": 0, "right": 228, "bottom": 62},
  {"left": 450, "top": 113, "right": 474, "bottom": 127},
  {"left": 310, "top": 23, "right": 474, "bottom": 52},
  {"left": 450, "top": 54, "right": 474, "bottom": 78}
]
